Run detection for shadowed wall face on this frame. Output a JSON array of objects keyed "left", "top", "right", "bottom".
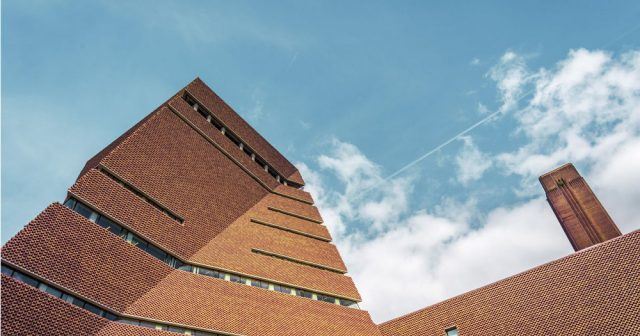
[{"left": 539, "top": 163, "right": 621, "bottom": 251}]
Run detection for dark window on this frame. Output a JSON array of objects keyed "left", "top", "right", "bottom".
[
  {"left": 446, "top": 327, "right": 459, "bottom": 336},
  {"left": 339, "top": 299, "right": 356, "bottom": 307},
  {"left": 63, "top": 198, "right": 76, "bottom": 209},
  {"left": 243, "top": 146, "right": 253, "bottom": 156},
  {"left": 129, "top": 234, "right": 147, "bottom": 249},
  {"left": 1, "top": 265, "right": 14, "bottom": 276},
  {"left": 184, "top": 95, "right": 196, "bottom": 107},
  {"left": 73, "top": 202, "right": 94, "bottom": 219},
  {"left": 273, "top": 284, "right": 292, "bottom": 294},
  {"left": 177, "top": 264, "right": 193, "bottom": 272},
  {"left": 70, "top": 297, "right": 86, "bottom": 308},
  {"left": 42, "top": 284, "right": 63, "bottom": 298},
  {"left": 145, "top": 243, "right": 167, "bottom": 261},
  {"left": 255, "top": 157, "right": 267, "bottom": 167},
  {"left": 199, "top": 268, "right": 224, "bottom": 279},
  {"left": 83, "top": 303, "right": 102, "bottom": 315},
  {"left": 251, "top": 279, "right": 269, "bottom": 289},
  {"left": 210, "top": 118, "right": 223, "bottom": 130},
  {"left": 13, "top": 271, "right": 39, "bottom": 288},
  {"left": 169, "top": 257, "right": 182, "bottom": 269},
  {"left": 97, "top": 216, "right": 123, "bottom": 236},
  {"left": 226, "top": 132, "right": 241, "bottom": 146},
  {"left": 230, "top": 275, "right": 246, "bottom": 284},
  {"left": 317, "top": 294, "right": 336, "bottom": 304},
  {"left": 103, "top": 312, "right": 118, "bottom": 321},
  {"left": 197, "top": 108, "right": 209, "bottom": 119},
  {"left": 296, "top": 289, "right": 313, "bottom": 299}
]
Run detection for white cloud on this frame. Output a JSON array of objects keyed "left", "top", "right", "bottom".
[
  {"left": 494, "top": 49, "right": 640, "bottom": 195},
  {"left": 298, "top": 48, "right": 640, "bottom": 323},
  {"left": 590, "top": 137, "right": 640, "bottom": 233},
  {"left": 299, "top": 140, "right": 570, "bottom": 322},
  {"left": 470, "top": 58, "right": 481, "bottom": 66},
  {"left": 487, "top": 51, "right": 531, "bottom": 113},
  {"left": 454, "top": 136, "right": 492, "bottom": 185},
  {"left": 477, "top": 102, "right": 490, "bottom": 114}
]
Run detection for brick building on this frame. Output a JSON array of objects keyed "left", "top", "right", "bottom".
[{"left": 2, "top": 79, "right": 638, "bottom": 335}]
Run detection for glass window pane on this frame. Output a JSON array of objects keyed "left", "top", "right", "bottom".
[
  {"left": 1, "top": 265, "right": 14, "bottom": 276},
  {"left": 296, "top": 289, "right": 313, "bottom": 299},
  {"left": 317, "top": 294, "right": 336, "bottom": 304},
  {"left": 97, "top": 216, "right": 123, "bottom": 236},
  {"left": 145, "top": 243, "right": 167, "bottom": 261},
  {"left": 230, "top": 275, "right": 246, "bottom": 284},
  {"left": 63, "top": 198, "right": 76, "bottom": 209},
  {"left": 13, "top": 271, "right": 40, "bottom": 288},
  {"left": 339, "top": 299, "right": 356, "bottom": 307},
  {"left": 274, "top": 285, "right": 292, "bottom": 294},
  {"left": 129, "top": 234, "right": 147, "bottom": 249},
  {"left": 83, "top": 303, "right": 102, "bottom": 315},
  {"left": 199, "top": 268, "right": 223, "bottom": 279},
  {"left": 251, "top": 280, "right": 268, "bottom": 289},
  {"left": 44, "top": 285, "right": 63, "bottom": 298},
  {"left": 446, "top": 328, "right": 459, "bottom": 336},
  {"left": 70, "top": 297, "right": 86, "bottom": 308},
  {"left": 103, "top": 312, "right": 118, "bottom": 321},
  {"left": 73, "top": 202, "right": 94, "bottom": 219}
]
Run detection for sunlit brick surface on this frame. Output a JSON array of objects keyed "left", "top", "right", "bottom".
[
  {"left": 540, "top": 163, "right": 621, "bottom": 251},
  {"left": 1, "top": 276, "right": 173, "bottom": 336},
  {"left": 1, "top": 78, "right": 377, "bottom": 335},
  {"left": 2, "top": 204, "right": 376, "bottom": 335},
  {"left": 378, "top": 230, "right": 640, "bottom": 336},
  {"left": 184, "top": 78, "right": 300, "bottom": 182},
  {"left": 4, "top": 78, "right": 635, "bottom": 336}
]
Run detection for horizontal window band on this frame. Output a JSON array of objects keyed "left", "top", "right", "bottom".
[
  {"left": 185, "top": 260, "right": 360, "bottom": 305},
  {"left": 167, "top": 103, "right": 313, "bottom": 206},
  {"left": 267, "top": 207, "right": 323, "bottom": 224},
  {"left": 182, "top": 92, "right": 304, "bottom": 190},
  {"left": 65, "top": 193, "right": 183, "bottom": 258},
  {"left": 97, "top": 165, "right": 184, "bottom": 223},
  {"left": 62, "top": 198, "right": 361, "bottom": 306},
  {"left": 251, "top": 248, "right": 346, "bottom": 274},
  {"left": 1, "top": 262, "right": 238, "bottom": 336},
  {"left": 249, "top": 218, "right": 331, "bottom": 242}
]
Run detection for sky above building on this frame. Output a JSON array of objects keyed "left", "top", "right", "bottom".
[{"left": 2, "top": 0, "right": 640, "bottom": 322}]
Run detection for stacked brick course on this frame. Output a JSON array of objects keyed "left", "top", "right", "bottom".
[
  {"left": 1, "top": 78, "right": 377, "bottom": 336},
  {"left": 378, "top": 230, "right": 640, "bottom": 336},
  {"left": 3, "top": 78, "right": 637, "bottom": 335}
]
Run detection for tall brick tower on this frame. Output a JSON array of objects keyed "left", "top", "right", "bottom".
[
  {"left": 539, "top": 163, "right": 621, "bottom": 251},
  {"left": 1, "top": 78, "right": 382, "bottom": 336}
]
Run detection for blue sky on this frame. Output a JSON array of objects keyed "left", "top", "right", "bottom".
[{"left": 3, "top": 1, "right": 640, "bottom": 322}]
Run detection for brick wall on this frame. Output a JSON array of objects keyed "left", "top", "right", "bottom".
[{"left": 378, "top": 230, "right": 640, "bottom": 336}]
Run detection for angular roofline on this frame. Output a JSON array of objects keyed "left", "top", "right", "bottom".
[{"left": 378, "top": 228, "right": 640, "bottom": 327}]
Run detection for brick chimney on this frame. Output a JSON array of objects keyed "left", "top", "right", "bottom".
[{"left": 539, "top": 163, "right": 621, "bottom": 251}]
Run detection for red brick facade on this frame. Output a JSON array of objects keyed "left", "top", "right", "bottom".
[
  {"left": 539, "top": 163, "right": 621, "bottom": 251},
  {"left": 1, "top": 79, "right": 377, "bottom": 335},
  {"left": 2, "top": 79, "right": 637, "bottom": 335},
  {"left": 378, "top": 230, "right": 640, "bottom": 336}
]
